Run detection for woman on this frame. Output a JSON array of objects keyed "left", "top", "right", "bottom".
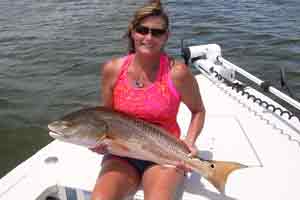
[{"left": 91, "top": 1, "right": 205, "bottom": 200}]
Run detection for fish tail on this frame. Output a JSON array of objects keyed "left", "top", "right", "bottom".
[
  {"left": 207, "top": 160, "right": 247, "bottom": 194},
  {"left": 188, "top": 158, "right": 247, "bottom": 194}
]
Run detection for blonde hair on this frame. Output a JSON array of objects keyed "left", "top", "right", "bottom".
[{"left": 125, "top": 0, "right": 169, "bottom": 53}]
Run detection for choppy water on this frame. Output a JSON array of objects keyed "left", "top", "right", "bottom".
[{"left": 0, "top": 0, "right": 299, "bottom": 177}]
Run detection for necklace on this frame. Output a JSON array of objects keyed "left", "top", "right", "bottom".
[
  {"left": 134, "top": 80, "right": 144, "bottom": 88},
  {"left": 131, "top": 62, "right": 159, "bottom": 88}
]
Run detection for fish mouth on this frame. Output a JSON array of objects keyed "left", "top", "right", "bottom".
[
  {"left": 49, "top": 130, "right": 64, "bottom": 139},
  {"left": 48, "top": 124, "right": 64, "bottom": 139}
]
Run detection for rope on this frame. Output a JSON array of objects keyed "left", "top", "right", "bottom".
[
  {"left": 211, "top": 70, "right": 300, "bottom": 122},
  {"left": 207, "top": 69, "right": 300, "bottom": 147}
]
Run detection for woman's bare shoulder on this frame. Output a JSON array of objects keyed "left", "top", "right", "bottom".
[
  {"left": 101, "top": 56, "right": 126, "bottom": 92},
  {"left": 170, "top": 59, "right": 192, "bottom": 82},
  {"left": 101, "top": 56, "right": 124, "bottom": 77}
]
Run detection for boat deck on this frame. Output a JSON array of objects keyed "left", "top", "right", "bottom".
[{"left": 1, "top": 74, "right": 300, "bottom": 200}]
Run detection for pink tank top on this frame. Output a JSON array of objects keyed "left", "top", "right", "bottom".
[{"left": 113, "top": 54, "right": 181, "bottom": 138}]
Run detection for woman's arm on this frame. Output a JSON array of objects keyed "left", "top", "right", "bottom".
[
  {"left": 100, "top": 57, "right": 123, "bottom": 108},
  {"left": 171, "top": 60, "right": 206, "bottom": 155},
  {"left": 91, "top": 57, "right": 122, "bottom": 154}
]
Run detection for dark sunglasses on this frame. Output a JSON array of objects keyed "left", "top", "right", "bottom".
[{"left": 135, "top": 25, "right": 167, "bottom": 37}]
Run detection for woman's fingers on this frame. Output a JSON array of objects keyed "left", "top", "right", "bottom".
[{"left": 89, "top": 143, "right": 108, "bottom": 154}]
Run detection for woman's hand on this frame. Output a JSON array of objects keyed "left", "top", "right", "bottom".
[
  {"left": 184, "top": 139, "right": 199, "bottom": 158},
  {"left": 89, "top": 143, "right": 109, "bottom": 155},
  {"left": 176, "top": 139, "right": 199, "bottom": 172}
]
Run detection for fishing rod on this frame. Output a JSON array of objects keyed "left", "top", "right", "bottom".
[{"left": 182, "top": 44, "right": 300, "bottom": 112}]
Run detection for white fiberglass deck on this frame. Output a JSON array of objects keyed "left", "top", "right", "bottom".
[{"left": 0, "top": 74, "right": 300, "bottom": 200}]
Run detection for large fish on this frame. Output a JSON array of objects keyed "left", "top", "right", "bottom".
[{"left": 48, "top": 106, "right": 246, "bottom": 193}]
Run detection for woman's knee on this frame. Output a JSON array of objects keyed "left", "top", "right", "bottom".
[
  {"left": 142, "top": 165, "right": 185, "bottom": 200},
  {"left": 92, "top": 156, "right": 141, "bottom": 200}
]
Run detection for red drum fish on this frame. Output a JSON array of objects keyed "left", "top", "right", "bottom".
[{"left": 48, "top": 106, "right": 246, "bottom": 193}]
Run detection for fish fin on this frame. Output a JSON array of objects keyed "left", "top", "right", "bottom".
[
  {"left": 189, "top": 158, "right": 247, "bottom": 194},
  {"left": 95, "top": 134, "right": 108, "bottom": 145},
  {"left": 206, "top": 160, "right": 247, "bottom": 194},
  {"left": 162, "top": 164, "right": 176, "bottom": 168},
  {"left": 109, "top": 140, "right": 130, "bottom": 152}
]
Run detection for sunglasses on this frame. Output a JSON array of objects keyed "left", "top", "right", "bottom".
[{"left": 135, "top": 25, "right": 167, "bottom": 37}]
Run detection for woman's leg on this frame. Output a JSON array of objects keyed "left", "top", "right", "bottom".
[
  {"left": 142, "top": 165, "right": 185, "bottom": 200},
  {"left": 91, "top": 156, "right": 141, "bottom": 200}
]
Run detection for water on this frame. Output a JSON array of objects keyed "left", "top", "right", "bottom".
[{"left": 0, "top": 0, "right": 299, "bottom": 177}]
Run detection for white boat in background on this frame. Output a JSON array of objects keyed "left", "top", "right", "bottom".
[{"left": 1, "top": 44, "right": 300, "bottom": 200}]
